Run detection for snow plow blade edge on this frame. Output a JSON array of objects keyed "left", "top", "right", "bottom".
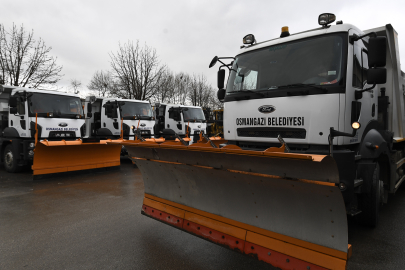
[{"left": 32, "top": 140, "right": 122, "bottom": 176}]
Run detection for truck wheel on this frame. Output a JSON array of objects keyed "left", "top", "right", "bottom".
[
  {"left": 358, "top": 164, "right": 381, "bottom": 227},
  {"left": 3, "top": 144, "right": 20, "bottom": 173}
]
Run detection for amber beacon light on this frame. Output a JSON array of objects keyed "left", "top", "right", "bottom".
[{"left": 280, "top": 26, "right": 290, "bottom": 38}]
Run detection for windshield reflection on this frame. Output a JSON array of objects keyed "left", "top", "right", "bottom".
[
  {"left": 29, "top": 93, "right": 83, "bottom": 117},
  {"left": 120, "top": 102, "right": 153, "bottom": 119},
  {"left": 183, "top": 108, "right": 205, "bottom": 122},
  {"left": 226, "top": 34, "right": 344, "bottom": 95}
]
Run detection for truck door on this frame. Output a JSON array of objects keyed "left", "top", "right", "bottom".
[
  {"left": 101, "top": 100, "right": 120, "bottom": 136},
  {"left": 166, "top": 107, "right": 183, "bottom": 135},
  {"left": 345, "top": 29, "right": 376, "bottom": 144},
  {"left": 9, "top": 95, "right": 29, "bottom": 137}
]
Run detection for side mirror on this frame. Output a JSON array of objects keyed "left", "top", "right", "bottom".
[
  {"left": 209, "top": 56, "right": 218, "bottom": 68},
  {"left": 10, "top": 107, "right": 18, "bottom": 114},
  {"left": 367, "top": 68, "right": 387, "bottom": 84},
  {"left": 218, "top": 69, "right": 225, "bottom": 89},
  {"left": 9, "top": 96, "right": 18, "bottom": 108},
  {"left": 368, "top": 37, "right": 386, "bottom": 68},
  {"left": 87, "top": 103, "right": 92, "bottom": 113},
  {"left": 87, "top": 112, "right": 93, "bottom": 118},
  {"left": 217, "top": 89, "right": 226, "bottom": 101}
]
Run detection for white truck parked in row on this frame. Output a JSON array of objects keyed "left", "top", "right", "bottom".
[
  {"left": 153, "top": 103, "right": 207, "bottom": 143},
  {"left": 83, "top": 96, "right": 155, "bottom": 141}
]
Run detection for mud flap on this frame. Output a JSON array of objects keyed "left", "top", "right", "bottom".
[
  {"left": 124, "top": 143, "right": 350, "bottom": 269},
  {"left": 31, "top": 139, "right": 122, "bottom": 176}
]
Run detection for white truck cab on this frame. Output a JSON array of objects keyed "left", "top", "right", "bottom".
[
  {"left": 1, "top": 87, "right": 84, "bottom": 140},
  {"left": 0, "top": 85, "right": 84, "bottom": 171},
  {"left": 209, "top": 14, "right": 404, "bottom": 226},
  {"left": 154, "top": 103, "right": 207, "bottom": 143},
  {"left": 84, "top": 97, "right": 154, "bottom": 140}
]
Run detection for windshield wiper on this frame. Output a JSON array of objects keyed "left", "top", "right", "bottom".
[
  {"left": 275, "top": 83, "right": 328, "bottom": 92},
  {"left": 228, "top": 90, "right": 265, "bottom": 97}
]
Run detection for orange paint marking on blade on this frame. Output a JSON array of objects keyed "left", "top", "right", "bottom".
[
  {"left": 143, "top": 197, "right": 348, "bottom": 269},
  {"left": 144, "top": 194, "right": 349, "bottom": 260}
]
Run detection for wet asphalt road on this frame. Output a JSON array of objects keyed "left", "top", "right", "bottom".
[{"left": 1, "top": 160, "right": 405, "bottom": 270}]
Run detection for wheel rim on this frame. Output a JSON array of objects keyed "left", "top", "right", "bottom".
[{"left": 5, "top": 150, "right": 13, "bottom": 169}]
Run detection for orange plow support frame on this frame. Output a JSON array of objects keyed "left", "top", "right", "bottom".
[{"left": 31, "top": 139, "right": 122, "bottom": 176}]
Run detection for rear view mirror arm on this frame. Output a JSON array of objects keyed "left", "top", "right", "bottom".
[
  {"left": 349, "top": 32, "right": 377, "bottom": 44},
  {"left": 355, "top": 84, "right": 376, "bottom": 99}
]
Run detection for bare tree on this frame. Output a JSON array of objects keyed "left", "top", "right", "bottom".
[
  {"left": 188, "top": 73, "right": 213, "bottom": 107},
  {"left": 173, "top": 73, "right": 191, "bottom": 105},
  {"left": 109, "top": 40, "right": 166, "bottom": 100},
  {"left": 153, "top": 67, "right": 174, "bottom": 103},
  {"left": 0, "top": 23, "right": 63, "bottom": 88},
  {"left": 87, "top": 70, "right": 115, "bottom": 97},
  {"left": 70, "top": 79, "right": 81, "bottom": 94}
]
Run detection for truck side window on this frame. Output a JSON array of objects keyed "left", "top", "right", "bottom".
[
  {"left": 17, "top": 97, "right": 25, "bottom": 115},
  {"left": 352, "top": 39, "right": 369, "bottom": 88}
]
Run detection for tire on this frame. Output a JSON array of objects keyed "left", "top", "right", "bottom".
[
  {"left": 358, "top": 163, "right": 381, "bottom": 227},
  {"left": 3, "top": 144, "right": 20, "bottom": 173}
]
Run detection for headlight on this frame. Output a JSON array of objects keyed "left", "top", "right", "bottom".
[
  {"left": 29, "top": 142, "right": 35, "bottom": 148},
  {"left": 352, "top": 122, "right": 361, "bottom": 130},
  {"left": 318, "top": 13, "right": 336, "bottom": 26},
  {"left": 28, "top": 150, "right": 34, "bottom": 156},
  {"left": 243, "top": 34, "right": 255, "bottom": 45}
]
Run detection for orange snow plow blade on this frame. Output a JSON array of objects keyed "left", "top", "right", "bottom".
[
  {"left": 111, "top": 137, "right": 351, "bottom": 270},
  {"left": 31, "top": 139, "right": 122, "bottom": 176}
]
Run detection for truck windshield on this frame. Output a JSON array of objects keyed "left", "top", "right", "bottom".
[
  {"left": 120, "top": 102, "right": 153, "bottom": 120},
  {"left": 28, "top": 93, "right": 83, "bottom": 118},
  {"left": 226, "top": 34, "right": 345, "bottom": 97},
  {"left": 183, "top": 108, "right": 205, "bottom": 122}
]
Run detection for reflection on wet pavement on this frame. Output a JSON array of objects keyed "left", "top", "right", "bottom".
[{"left": 1, "top": 160, "right": 405, "bottom": 269}]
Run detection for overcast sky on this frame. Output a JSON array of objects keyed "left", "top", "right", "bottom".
[{"left": 2, "top": 0, "right": 405, "bottom": 96}]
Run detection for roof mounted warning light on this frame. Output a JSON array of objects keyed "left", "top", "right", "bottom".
[
  {"left": 280, "top": 26, "right": 290, "bottom": 38},
  {"left": 243, "top": 34, "right": 255, "bottom": 45},
  {"left": 318, "top": 13, "right": 336, "bottom": 26}
]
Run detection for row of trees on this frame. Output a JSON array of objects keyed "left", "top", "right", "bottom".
[
  {"left": 0, "top": 23, "right": 221, "bottom": 109},
  {"left": 88, "top": 41, "right": 221, "bottom": 109}
]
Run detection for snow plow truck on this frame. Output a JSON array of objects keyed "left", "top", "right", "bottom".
[
  {"left": 0, "top": 86, "right": 122, "bottom": 177},
  {"left": 83, "top": 96, "right": 155, "bottom": 141},
  {"left": 118, "top": 14, "right": 405, "bottom": 269}
]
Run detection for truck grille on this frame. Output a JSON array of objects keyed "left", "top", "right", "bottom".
[
  {"left": 48, "top": 131, "right": 76, "bottom": 139},
  {"left": 237, "top": 127, "right": 306, "bottom": 139}
]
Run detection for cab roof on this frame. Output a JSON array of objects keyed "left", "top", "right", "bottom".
[{"left": 238, "top": 23, "right": 363, "bottom": 55}]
